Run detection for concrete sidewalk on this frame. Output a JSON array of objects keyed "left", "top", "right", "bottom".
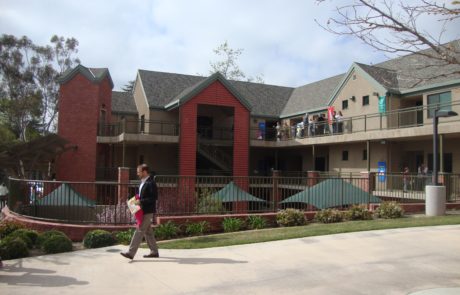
[{"left": 1, "top": 225, "right": 460, "bottom": 295}]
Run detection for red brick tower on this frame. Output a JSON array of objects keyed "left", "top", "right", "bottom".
[{"left": 56, "top": 65, "right": 113, "bottom": 182}]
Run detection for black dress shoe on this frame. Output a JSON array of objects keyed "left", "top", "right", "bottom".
[
  {"left": 143, "top": 253, "right": 159, "bottom": 258},
  {"left": 120, "top": 252, "right": 133, "bottom": 260}
]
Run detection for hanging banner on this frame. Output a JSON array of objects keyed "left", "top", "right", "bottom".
[
  {"left": 378, "top": 96, "right": 386, "bottom": 113},
  {"left": 258, "top": 122, "right": 266, "bottom": 140},
  {"left": 327, "top": 106, "right": 335, "bottom": 124}
]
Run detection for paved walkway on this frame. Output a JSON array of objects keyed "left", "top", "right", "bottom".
[{"left": 1, "top": 225, "right": 460, "bottom": 295}]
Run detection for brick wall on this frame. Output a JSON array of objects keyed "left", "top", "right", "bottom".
[
  {"left": 57, "top": 73, "right": 112, "bottom": 183},
  {"left": 179, "top": 80, "right": 250, "bottom": 177}
]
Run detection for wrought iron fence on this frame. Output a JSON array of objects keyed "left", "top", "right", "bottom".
[{"left": 7, "top": 173, "right": 460, "bottom": 224}]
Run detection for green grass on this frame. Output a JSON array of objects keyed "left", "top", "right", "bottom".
[{"left": 157, "top": 214, "right": 460, "bottom": 249}]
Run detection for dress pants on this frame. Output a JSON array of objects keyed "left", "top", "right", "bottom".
[{"left": 128, "top": 213, "right": 159, "bottom": 257}]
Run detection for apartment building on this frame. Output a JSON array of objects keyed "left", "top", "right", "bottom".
[{"left": 55, "top": 41, "right": 460, "bottom": 182}]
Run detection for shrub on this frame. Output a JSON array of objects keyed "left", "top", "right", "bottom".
[
  {"left": 0, "top": 220, "right": 25, "bottom": 238},
  {"left": 83, "top": 230, "right": 116, "bottom": 248},
  {"left": 196, "top": 189, "right": 225, "bottom": 214},
  {"left": 0, "top": 237, "right": 29, "bottom": 259},
  {"left": 115, "top": 229, "right": 135, "bottom": 245},
  {"left": 345, "top": 205, "right": 373, "bottom": 221},
  {"left": 276, "top": 209, "right": 306, "bottom": 227},
  {"left": 222, "top": 217, "right": 245, "bottom": 232},
  {"left": 36, "top": 230, "right": 67, "bottom": 248},
  {"left": 42, "top": 235, "right": 73, "bottom": 254},
  {"left": 315, "top": 209, "right": 344, "bottom": 223},
  {"left": 185, "top": 221, "right": 210, "bottom": 236},
  {"left": 247, "top": 215, "right": 267, "bottom": 230},
  {"left": 375, "top": 201, "right": 404, "bottom": 219},
  {"left": 7, "top": 229, "right": 37, "bottom": 249},
  {"left": 155, "top": 221, "right": 179, "bottom": 240}
]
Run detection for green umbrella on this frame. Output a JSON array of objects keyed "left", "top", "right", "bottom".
[
  {"left": 211, "top": 181, "right": 265, "bottom": 202},
  {"left": 281, "top": 179, "right": 380, "bottom": 209},
  {"left": 37, "top": 183, "right": 95, "bottom": 206}
]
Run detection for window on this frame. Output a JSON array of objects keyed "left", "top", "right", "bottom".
[
  {"left": 342, "top": 100, "right": 348, "bottom": 110},
  {"left": 362, "top": 95, "right": 369, "bottom": 106},
  {"left": 140, "top": 115, "right": 145, "bottom": 133},
  {"left": 363, "top": 149, "right": 367, "bottom": 160},
  {"left": 428, "top": 91, "right": 451, "bottom": 118},
  {"left": 342, "top": 150, "right": 349, "bottom": 161}
]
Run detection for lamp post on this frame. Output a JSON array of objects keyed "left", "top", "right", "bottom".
[{"left": 426, "top": 108, "right": 458, "bottom": 216}]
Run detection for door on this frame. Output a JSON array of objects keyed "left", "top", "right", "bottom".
[
  {"left": 416, "top": 101, "right": 423, "bottom": 125},
  {"left": 315, "top": 157, "right": 326, "bottom": 172}
]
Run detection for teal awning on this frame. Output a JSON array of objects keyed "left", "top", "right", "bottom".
[
  {"left": 37, "top": 183, "right": 95, "bottom": 206},
  {"left": 212, "top": 181, "right": 265, "bottom": 202},
  {"left": 280, "top": 179, "right": 380, "bottom": 209}
]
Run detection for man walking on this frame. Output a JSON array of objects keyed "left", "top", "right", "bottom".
[{"left": 121, "top": 164, "right": 159, "bottom": 260}]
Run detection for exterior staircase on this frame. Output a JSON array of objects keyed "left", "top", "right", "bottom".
[{"left": 197, "top": 142, "right": 232, "bottom": 172}]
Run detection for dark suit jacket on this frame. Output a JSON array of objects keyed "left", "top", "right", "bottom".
[{"left": 139, "top": 175, "right": 158, "bottom": 214}]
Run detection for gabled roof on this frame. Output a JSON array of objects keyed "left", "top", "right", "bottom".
[
  {"left": 138, "top": 70, "right": 205, "bottom": 109},
  {"left": 139, "top": 70, "right": 293, "bottom": 117},
  {"left": 376, "top": 40, "right": 460, "bottom": 92},
  {"left": 58, "top": 64, "right": 114, "bottom": 89},
  {"left": 280, "top": 179, "right": 380, "bottom": 209},
  {"left": 167, "top": 72, "right": 254, "bottom": 111},
  {"left": 112, "top": 91, "right": 137, "bottom": 114},
  {"left": 355, "top": 62, "right": 399, "bottom": 91},
  {"left": 281, "top": 74, "right": 344, "bottom": 118}
]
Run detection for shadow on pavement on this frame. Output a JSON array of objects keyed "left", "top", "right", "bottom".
[
  {"left": 129, "top": 256, "right": 248, "bottom": 265},
  {"left": 0, "top": 260, "right": 89, "bottom": 287}
]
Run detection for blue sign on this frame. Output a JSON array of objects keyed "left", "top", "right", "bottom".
[
  {"left": 378, "top": 161, "right": 386, "bottom": 182},
  {"left": 258, "top": 122, "right": 266, "bottom": 140}
]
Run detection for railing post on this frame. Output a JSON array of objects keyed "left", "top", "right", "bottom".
[
  {"left": 272, "top": 170, "right": 280, "bottom": 211},
  {"left": 118, "top": 167, "right": 130, "bottom": 205},
  {"left": 121, "top": 118, "right": 126, "bottom": 134},
  {"left": 380, "top": 113, "right": 382, "bottom": 130}
]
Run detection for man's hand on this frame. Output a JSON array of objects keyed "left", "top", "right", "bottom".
[{"left": 135, "top": 200, "right": 141, "bottom": 205}]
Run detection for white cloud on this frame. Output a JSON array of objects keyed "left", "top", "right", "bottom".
[{"left": 0, "top": 0, "right": 458, "bottom": 90}]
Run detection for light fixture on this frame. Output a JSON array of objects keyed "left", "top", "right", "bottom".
[{"left": 373, "top": 92, "right": 379, "bottom": 96}]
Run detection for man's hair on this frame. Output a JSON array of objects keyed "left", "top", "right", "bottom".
[{"left": 137, "top": 164, "right": 149, "bottom": 173}]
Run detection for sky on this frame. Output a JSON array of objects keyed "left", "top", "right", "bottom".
[{"left": 1, "top": 0, "right": 459, "bottom": 90}]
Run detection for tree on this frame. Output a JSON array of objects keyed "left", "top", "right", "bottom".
[
  {"left": 209, "top": 41, "right": 264, "bottom": 83},
  {"left": 0, "top": 34, "right": 80, "bottom": 142},
  {"left": 121, "top": 80, "right": 135, "bottom": 92},
  {"left": 316, "top": 0, "right": 460, "bottom": 81}
]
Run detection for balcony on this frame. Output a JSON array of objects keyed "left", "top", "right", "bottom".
[
  {"left": 97, "top": 119, "right": 179, "bottom": 144},
  {"left": 96, "top": 102, "right": 460, "bottom": 145},
  {"left": 251, "top": 101, "right": 460, "bottom": 146}
]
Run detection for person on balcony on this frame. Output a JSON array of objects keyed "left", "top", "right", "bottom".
[
  {"left": 403, "top": 167, "right": 410, "bottom": 193},
  {"left": 121, "top": 164, "right": 159, "bottom": 260},
  {"left": 336, "top": 111, "right": 344, "bottom": 133}
]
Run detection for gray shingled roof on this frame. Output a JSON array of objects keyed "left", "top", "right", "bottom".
[
  {"left": 138, "top": 70, "right": 293, "bottom": 117},
  {"left": 355, "top": 62, "right": 399, "bottom": 91},
  {"left": 132, "top": 40, "right": 460, "bottom": 118},
  {"left": 281, "top": 74, "right": 344, "bottom": 117},
  {"left": 230, "top": 80, "right": 293, "bottom": 117},
  {"left": 138, "top": 70, "right": 205, "bottom": 108},
  {"left": 112, "top": 91, "right": 137, "bottom": 114},
  {"left": 375, "top": 40, "right": 460, "bottom": 91},
  {"left": 58, "top": 64, "right": 114, "bottom": 88}
]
